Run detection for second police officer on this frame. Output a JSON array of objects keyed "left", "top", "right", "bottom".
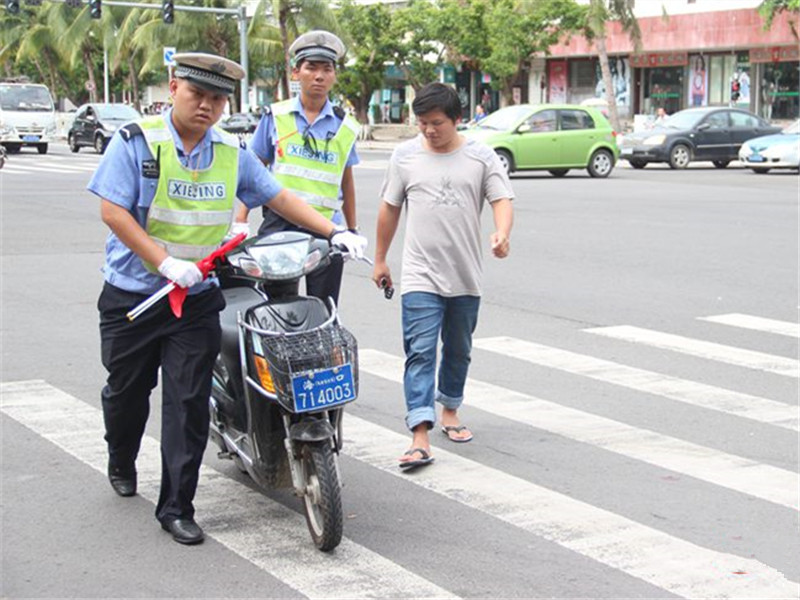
[{"left": 235, "top": 30, "right": 361, "bottom": 306}]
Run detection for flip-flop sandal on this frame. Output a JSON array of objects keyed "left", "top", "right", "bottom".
[
  {"left": 441, "top": 425, "right": 473, "bottom": 443},
  {"left": 398, "top": 448, "right": 434, "bottom": 471}
]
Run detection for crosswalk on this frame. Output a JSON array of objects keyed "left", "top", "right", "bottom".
[
  {"left": 1, "top": 310, "right": 798, "bottom": 597},
  {"left": 0, "top": 152, "right": 102, "bottom": 176}
]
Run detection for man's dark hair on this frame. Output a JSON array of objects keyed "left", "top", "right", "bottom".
[{"left": 412, "top": 82, "right": 461, "bottom": 121}]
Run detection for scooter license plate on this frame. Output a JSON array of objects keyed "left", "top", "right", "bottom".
[{"left": 291, "top": 364, "right": 356, "bottom": 413}]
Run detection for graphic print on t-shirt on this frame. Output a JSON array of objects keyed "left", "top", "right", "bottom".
[{"left": 432, "top": 176, "right": 465, "bottom": 208}]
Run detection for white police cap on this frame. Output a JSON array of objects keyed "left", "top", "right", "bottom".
[
  {"left": 289, "top": 31, "right": 346, "bottom": 65},
  {"left": 172, "top": 52, "right": 245, "bottom": 95}
]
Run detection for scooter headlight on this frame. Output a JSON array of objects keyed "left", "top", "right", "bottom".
[{"left": 247, "top": 237, "right": 310, "bottom": 280}]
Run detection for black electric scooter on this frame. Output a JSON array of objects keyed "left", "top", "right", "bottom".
[{"left": 209, "top": 231, "right": 362, "bottom": 552}]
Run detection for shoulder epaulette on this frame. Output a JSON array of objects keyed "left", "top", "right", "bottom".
[
  {"left": 119, "top": 123, "right": 143, "bottom": 142},
  {"left": 261, "top": 105, "right": 271, "bottom": 116},
  {"left": 333, "top": 105, "right": 346, "bottom": 120}
]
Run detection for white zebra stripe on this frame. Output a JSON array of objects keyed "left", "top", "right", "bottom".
[
  {"left": 699, "top": 313, "right": 800, "bottom": 338},
  {"left": 585, "top": 325, "right": 800, "bottom": 378},
  {"left": 340, "top": 416, "right": 798, "bottom": 599},
  {"left": 472, "top": 337, "right": 798, "bottom": 431},
  {"left": 0, "top": 380, "right": 459, "bottom": 600},
  {"left": 359, "top": 349, "right": 799, "bottom": 509}
]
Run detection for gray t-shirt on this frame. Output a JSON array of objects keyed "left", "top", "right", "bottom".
[{"left": 381, "top": 135, "right": 514, "bottom": 297}]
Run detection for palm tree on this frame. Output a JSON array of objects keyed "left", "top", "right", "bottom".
[{"left": 585, "top": 0, "right": 641, "bottom": 132}]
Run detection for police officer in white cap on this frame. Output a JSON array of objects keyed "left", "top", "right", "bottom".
[
  {"left": 87, "top": 51, "right": 366, "bottom": 545},
  {"left": 236, "top": 30, "right": 362, "bottom": 306}
]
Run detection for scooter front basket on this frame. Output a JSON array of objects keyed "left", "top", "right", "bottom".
[{"left": 255, "top": 323, "right": 359, "bottom": 413}]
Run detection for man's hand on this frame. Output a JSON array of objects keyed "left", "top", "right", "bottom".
[
  {"left": 229, "top": 221, "right": 251, "bottom": 238},
  {"left": 158, "top": 256, "right": 204, "bottom": 288},
  {"left": 490, "top": 232, "right": 510, "bottom": 258},
  {"left": 331, "top": 230, "right": 368, "bottom": 260}
]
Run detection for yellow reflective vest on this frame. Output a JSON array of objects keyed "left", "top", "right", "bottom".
[
  {"left": 139, "top": 116, "right": 239, "bottom": 270},
  {"left": 271, "top": 100, "right": 359, "bottom": 220}
]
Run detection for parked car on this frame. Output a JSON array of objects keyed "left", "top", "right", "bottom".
[
  {"left": 68, "top": 103, "right": 141, "bottom": 154},
  {"left": 738, "top": 119, "right": 799, "bottom": 174},
  {"left": 219, "top": 112, "right": 260, "bottom": 135},
  {"left": 619, "top": 107, "right": 780, "bottom": 169},
  {"left": 461, "top": 104, "right": 620, "bottom": 178}
]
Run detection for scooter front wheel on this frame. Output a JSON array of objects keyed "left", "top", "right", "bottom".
[{"left": 300, "top": 442, "right": 343, "bottom": 552}]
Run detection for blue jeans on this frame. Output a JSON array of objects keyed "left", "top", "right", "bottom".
[{"left": 401, "top": 292, "right": 481, "bottom": 431}]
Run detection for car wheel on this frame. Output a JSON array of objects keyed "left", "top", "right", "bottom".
[
  {"left": 751, "top": 168, "right": 770, "bottom": 174},
  {"left": 5, "top": 143, "right": 21, "bottom": 154},
  {"left": 712, "top": 160, "right": 730, "bottom": 169},
  {"left": 495, "top": 150, "right": 514, "bottom": 174},
  {"left": 587, "top": 149, "right": 614, "bottom": 178},
  {"left": 68, "top": 133, "right": 80, "bottom": 153},
  {"left": 94, "top": 135, "right": 107, "bottom": 154},
  {"left": 37, "top": 144, "right": 48, "bottom": 155},
  {"left": 668, "top": 144, "right": 691, "bottom": 169},
  {"left": 628, "top": 159, "right": 648, "bottom": 169},
  {"left": 548, "top": 169, "right": 569, "bottom": 177}
]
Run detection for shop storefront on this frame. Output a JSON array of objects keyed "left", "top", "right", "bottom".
[
  {"left": 632, "top": 52, "right": 687, "bottom": 115},
  {"left": 751, "top": 46, "right": 800, "bottom": 120}
]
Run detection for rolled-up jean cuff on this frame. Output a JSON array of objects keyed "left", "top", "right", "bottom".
[
  {"left": 435, "top": 389, "right": 463, "bottom": 410},
  {"left": 406, "top": 406, "right": 436, "bottom": 431}
]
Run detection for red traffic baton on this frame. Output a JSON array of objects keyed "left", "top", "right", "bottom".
[{"left": 126, "top": 233, "right": 247, "bottom": 321}]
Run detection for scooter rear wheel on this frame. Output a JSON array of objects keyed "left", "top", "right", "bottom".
[{"left": 300, "top": 442, "right": 343, "bottom": 552}]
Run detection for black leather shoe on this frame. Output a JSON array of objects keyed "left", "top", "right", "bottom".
[
  {"left": 108, "top": 465, "right": 137, "bottom": 497},
  {"left": 161, "top": 518, "right": 204, "bottom": 545}
]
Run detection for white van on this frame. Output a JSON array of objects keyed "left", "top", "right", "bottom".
[{"left": 0, "top": 82, "right": 57, "bottom": 155}]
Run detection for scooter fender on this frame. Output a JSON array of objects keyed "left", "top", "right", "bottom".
[{"left": 289, "top": 418, "right": 335, "bottom": 443}]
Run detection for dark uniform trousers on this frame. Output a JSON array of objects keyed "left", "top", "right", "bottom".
[{"left": 98, "top": 282, "right": 225, "bottom": 522}]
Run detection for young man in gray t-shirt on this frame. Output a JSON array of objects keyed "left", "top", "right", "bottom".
[{"left": 373, "top": 82, "right": 514, "bottom": 470}]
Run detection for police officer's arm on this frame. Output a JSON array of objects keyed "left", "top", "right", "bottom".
[
  {"left": 267, "top": 189, "right": 337, "bottom": 238},
  {"left": 101, "top": 199, "right": 169, "bottom": 267},
  {"left": 340, "top": 166, "right": 357, "bottom": 230}
]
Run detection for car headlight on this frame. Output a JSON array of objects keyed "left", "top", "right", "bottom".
[
  {"left": 643, "top": 135, "right": 666, "bottom": 146},
  {"left": 0, "top": 122, "right": 16, "bottom": 136}
]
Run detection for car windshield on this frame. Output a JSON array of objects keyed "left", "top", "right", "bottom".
[
  {"left": 783, "top": 120, "right": 800, "bottom": 134},
  {"left": 474, "top": 105, "right": 532, "bottom": 131},
  {"left": 660, "top": 110, "right": 707, "bottom": 129},
  {"left": 0, "top": 84, "right": 54, "bottom": 112},
  {"left": 96, "top": 104, "right": 140, "bottom": 120}
]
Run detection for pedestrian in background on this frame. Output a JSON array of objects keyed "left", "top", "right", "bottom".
[
  {"left": 372, "top": 82, "right": 514, "bottom": 471},
  {"left": 88, "top": 52, "right": 366, "bottom": 545},
  {"left": 236, "top": 30, "right": 361, "bottom": 306}
]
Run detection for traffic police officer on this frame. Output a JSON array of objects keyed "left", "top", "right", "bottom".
[
  {"left": 235, "top": 30, "right": 361, "bottom": 305},
  {"left": 88, "top": 52, "right": 366, "bottom": 545}
]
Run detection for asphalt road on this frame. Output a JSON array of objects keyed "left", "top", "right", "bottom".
[{"left": 1, "top": 142, "right": 798, "bottom": 599}]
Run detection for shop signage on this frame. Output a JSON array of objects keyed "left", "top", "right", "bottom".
[
  {"left": 631, "top": 52, "right": 688, "bottom": 68},
  {"left": 749, "top": 46, "right": 800, "bottom": 64}
]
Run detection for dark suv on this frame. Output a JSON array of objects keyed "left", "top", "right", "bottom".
[{"left": 68, "top": 103, "right": 141, "bottom": 154}]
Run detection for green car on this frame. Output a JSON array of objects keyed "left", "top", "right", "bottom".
[{"left": 461, "top": 104, "right": 620, "bottom": 178}]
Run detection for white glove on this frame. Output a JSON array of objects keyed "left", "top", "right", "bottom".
[
  {"left": 229, "top": 221, "right": 251, "bottom": 238},
  {"left": 330, "top": 230, "right": 368, "bottom": 261},
  {"left": 158, "top": 256, "right": 204, "bottom": 288}
]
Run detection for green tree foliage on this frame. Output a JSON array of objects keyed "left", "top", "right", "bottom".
[
  {"left": 333, "top": 0, "right": 396, "bottom": 125},
  {"left": 759, "top": 0, "right": 800, "bottom": 37}
]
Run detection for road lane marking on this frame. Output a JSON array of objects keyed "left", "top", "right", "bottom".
[
  {"left": 1, "top": 167, "right": 38, "bottom": 175},
  {"left": 360, "top": 349, "right": 799, "bottom": 509},
  {"left": 585, "top": 325, "right": 799, "bottom": 378},
  {"left": 699, "top": 313, "right": 800, "bottom": 338},
  {"left": 354, "top": 160, "right": 389, "bottom": 171},
  {"left": 0, "top": 380, "right": 458, "bottom": 600},
  {"left": 340, "top": 416, "right": 798, "bottom": 599},
  {"left": 0, "top": 164, "right": 94, "bottom": 174},
  {"left": 472, "top": 337, "right": 798, "bottom": 431}
]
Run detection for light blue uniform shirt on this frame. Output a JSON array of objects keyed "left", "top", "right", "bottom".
[
  {"left": 87, "top": 108, "right": 284, "bottom": 295},
  {"left": 251, "top": 97, "right": 359, "bottom": 227}
]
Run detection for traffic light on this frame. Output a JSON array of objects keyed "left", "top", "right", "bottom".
[
  {"left": 89, "top": 0, "right": 101, "bottom": 19},
  {"left": 162, "top": 0, "right": 174, "bottom": 24},
  {"left": 731, "top": 80, "right": 740, "bottom": 102},
  {"left": 5, "top": 0, "right": 20, "bottom": 14}
]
